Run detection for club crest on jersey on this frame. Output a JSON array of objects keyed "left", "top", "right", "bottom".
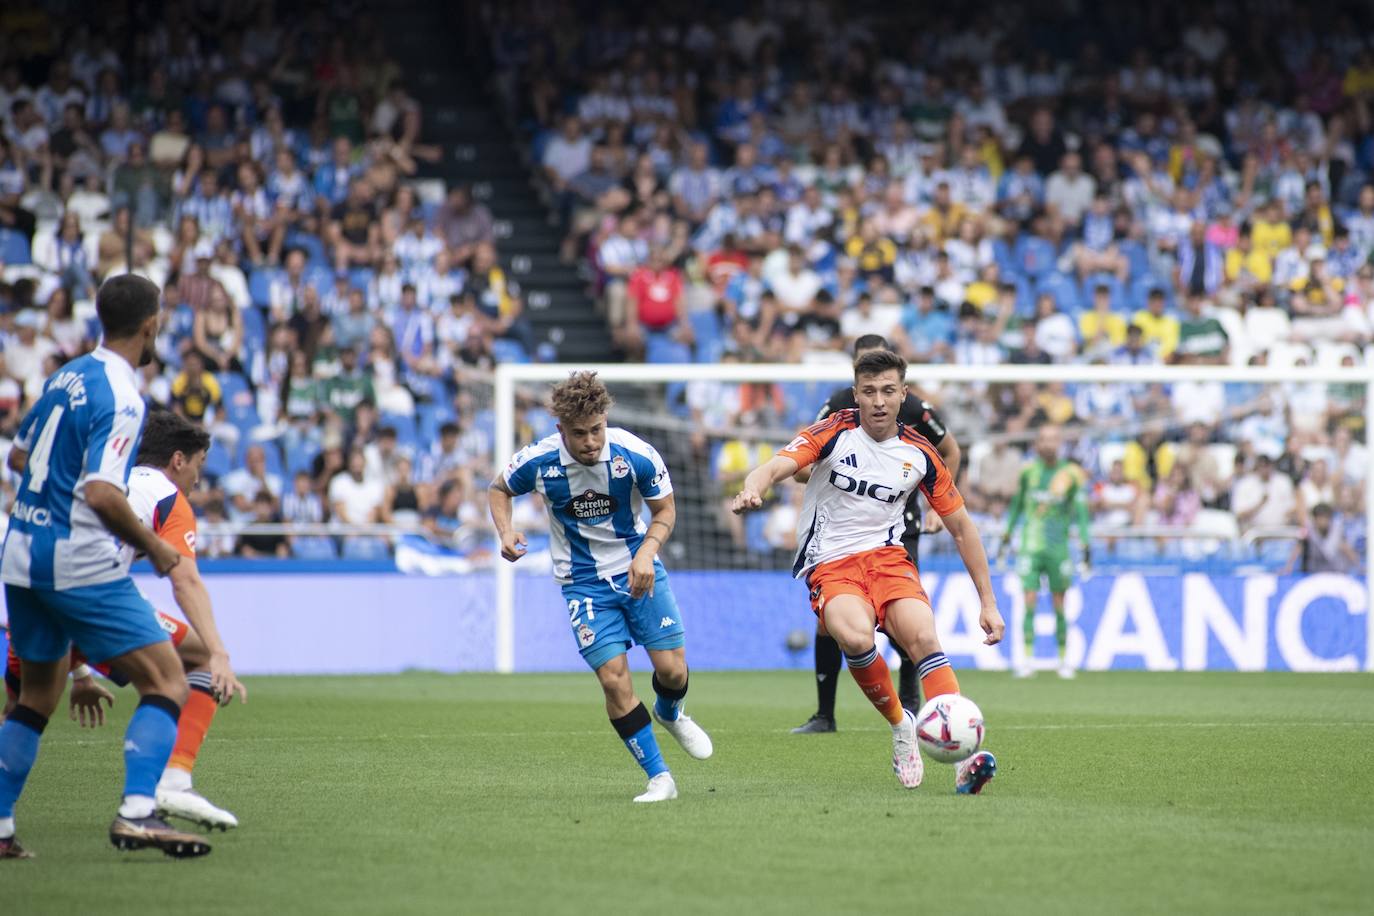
[
  {"left": 902, "top": 462, "right": 913, "bottom": 479},
  {"left": 570, "top": 489, "right": 618, "bottom": 520},
  {"left": 610, "top": 455, "right": 630, "bottom": 479}
]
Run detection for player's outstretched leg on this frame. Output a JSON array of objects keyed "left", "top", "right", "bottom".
[
  {"left": 157, "top": 668, "right": 236, "bottom": 830},
  {"left": 595, "top": 655, "right": 676, "bottom": 802},
  {"left": 793, "top": 632, "right": 841, "bottom": 734},
  {"left": 106, "top": 642, "right": 211, "bottom": 857},
  {"left": 648, "top": 651, "right": 712, "bottom": 760}
]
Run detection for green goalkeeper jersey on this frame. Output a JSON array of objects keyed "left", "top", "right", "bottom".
[{"left": 1004, "top": 458, "right": 1091, "bottom": 554}]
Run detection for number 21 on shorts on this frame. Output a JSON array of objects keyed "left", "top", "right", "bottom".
[{"left": 568, "top": 597, "right": 596, "bottom": 647}]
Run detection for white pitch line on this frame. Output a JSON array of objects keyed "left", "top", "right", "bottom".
[{"left": 40, "top": 720, "right": 1374, "bottom": 746}]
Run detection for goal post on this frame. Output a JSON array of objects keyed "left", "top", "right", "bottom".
[{"left": 492, "top": 361, "right": 1374, "bottom": 674}]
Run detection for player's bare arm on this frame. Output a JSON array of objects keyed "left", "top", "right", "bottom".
[
  {"left": 8, "top": 445, "right": 27, "bottom": 474},
  {"left": 85, "top": 480, "right": 182, "bottom": 576},
  {"left": 168, "top": 555, "right": 247, "bottom": 704},
  {"left": 733, "top": 454, "right": 800, "bottom": 514},
  {"left": 630, "top": 494, "right": 674, "bottom": 599},
  {"left": 487, "top": 478, "right": 527, "bottom": 561},
  {"left": 942, "top": 506, "right": 1005, "bottom": 645}
]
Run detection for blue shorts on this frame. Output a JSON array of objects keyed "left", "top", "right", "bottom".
[
  {"left": 561, "top": 565, "right": 685, "bottom": 671},
  {"left": 5, "top": 579, "right": 169, "bottom": 665}
]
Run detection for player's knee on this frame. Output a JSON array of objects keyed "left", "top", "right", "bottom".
[{"left": 650, "top": 650, "right": 687, "bottom": 687}]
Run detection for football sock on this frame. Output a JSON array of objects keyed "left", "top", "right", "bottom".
[
  {"left": 917, "top": 652, "right": 960, "bottom": 699},
  {"left": 1054, "top": 607, "right": 1068, "bottom": 660},
  {"left": 0, "top": 705, "right": 47, "bottom": 822},
  {"left": 166, "top": 671, "right": 218, "bottom": 777},
  {"left": 651, "top": 671, "right": 687, "bottom": 722},
  {"left": 610, "top": 702, "right": 668, "bottom": 779},
  {"left": 845, "top": 647, "right": 904, "bottom": 726},
  {"left": 121, "top": 695, "right": 180, "bottom": 815},
  {"left": 1023, "top": 600, "right": 1036, "bottom": 657},
  {"left": 815, "top": 633, "right": 842, "bottom": 718},
  {"left": 894, "top": 645, "right": 920, "bottom": 708}
]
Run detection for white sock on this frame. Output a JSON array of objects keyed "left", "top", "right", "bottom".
[
  {"left": 158, "top": 767, "right": 192, "bottom": 793},
  {"left": 118, "top": 795, "right": 156, "bottom": 819},
  {"left": 0, "top": 816, "right": 14, "bottom": 839}
]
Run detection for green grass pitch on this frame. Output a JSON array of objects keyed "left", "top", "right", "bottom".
[{"left": 5, "top": 670, "right": 1373, "bottom": 915}]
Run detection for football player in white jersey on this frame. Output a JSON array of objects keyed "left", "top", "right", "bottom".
[{"left": 733, "top": 349, "right": 1004, "bottom": 793}]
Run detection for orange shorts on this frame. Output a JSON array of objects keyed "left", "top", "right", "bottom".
[{"left": 806, "top": 545, "right": 931, "bottom": 632}]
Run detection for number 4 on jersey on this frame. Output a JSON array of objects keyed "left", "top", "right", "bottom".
[{"left": 25, "top": 406, "right": 65, "bottom": 494}]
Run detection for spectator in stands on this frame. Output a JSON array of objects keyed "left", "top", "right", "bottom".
[
  {"left": 1094, "top": 459, "right": 1146, "bottom": 530},
  {"left": 329, "top": 179, "right": 382, "bottom": 271},
  {"left": 8, "top": 310, "right": 58, "bottom": 392},
  {"left": 329, "top": 448, "right": 390, "bottom": 527},
  {"left": 1233, "top": 453, "right": 1297, "bottom": 535},
  {"left": 192, "top": 284, "right": 245, "bottom": 374},
  {"left": 468, "top": 240, "right": 537, "bottom": 357},
  {"left": 1132, "top": 289, "right": 1180, "bottom": 359},
  {"left": 621, "top": 245, "right": 689, "bottom": 361},
  {"left": 437, "top": 184, "right": 493, "bottom": 268},
  {"left": 1173, "top": 292, "right": 1230, "bottom": 364},
  {"left": 1285, "top": 502, "right": 1360, "bottom": 574},
  {"left": 235, "top": 491, "right": 290, "bottom": 559},
  {"left": 170, "top": 349, "right": 222, "bottom": 423}
]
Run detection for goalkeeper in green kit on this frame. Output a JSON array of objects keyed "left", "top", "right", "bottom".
[{"left": 996, "top": 425, "right": 1091, "bottom": 679}]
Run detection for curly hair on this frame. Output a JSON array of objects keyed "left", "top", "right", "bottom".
[{"left": 550, "top": 371, "right": 613, "bottom": 423}]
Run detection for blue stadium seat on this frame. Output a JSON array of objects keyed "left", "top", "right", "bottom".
[
  {"left": 341, "top": 537, "right": 391, "bottom": 560},
  {"left": 416, "top": 402, "right": 450, "bottom": 443},
  {"left": 744, "top": 511, "right": 771, "bottom": 555},
  {"left": 1119, "top": 239, "right": 1150, "bottom": 282},
  {"left": 1080, "top": 273, "right": 1126, "bottom": 312},
  {"left": 1036, "top": 272, "right": 1084, "bottom": 315},
  {"left": 472, "top": 408, "right": 496, "bottom": 445},
  {"left": 664, "top": 381, "right": 692, "bottom": 419},
  {"left": 646, "top": 333, "right": 692, "bottom": 364},
  {"left": 305, "top": 265, "right": 335, "bottom": 293},
  {"left": 348, "top": 267, "right": 375, "bottom": 291},
  {"left": 285, "top": 439, "right": 320, "bottom": 477},
  {"left": 241, "top": 305, "right": 267, "bottom": 353},
  {"left": 689, "top": 310, "right": 724, "bottom": 363},
  {"left": 237, "top": 436, "right": 283, "bottom": 477},
  {"left": 491, "top": 339, "right": 530, "bottom": 363},
  {"left": 248, "top": 268, "right": 281, "bottom": 307},
  {"left": 217, "top": 372, "right": 258, "bottom": 432},
  {"left": 291, "top": 537, "right": 337, "bottom": 560},
  {"left": 0, "top": 229, "right": 31, "bottom": 266},
  {"left": 202, "top": 438, "right": 232, "bottom": 480},
  {"left": 286, "top": 232, "right": 327, "bottom": 268},
  {"left": 382, "top": 412, "right": 418, "bottom": 449}
]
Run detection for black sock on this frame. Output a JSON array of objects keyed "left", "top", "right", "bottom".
[
  {"left": 815, "top": 633, "right": 843, "bottom": 719},
  {"left": 895, "top": 646, "right": 921, "bottom": 708}
]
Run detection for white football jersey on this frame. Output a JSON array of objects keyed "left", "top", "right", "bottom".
[{"left": 778, "top": 409, "right": 963, "bottom": 578}]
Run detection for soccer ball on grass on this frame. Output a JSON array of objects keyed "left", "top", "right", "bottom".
[{"left": 914, "top": 694, "right": 985, "bottom": 764}]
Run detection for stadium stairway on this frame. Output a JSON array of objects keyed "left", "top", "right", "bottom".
[{"left": 384, "top": 3, "right": 608, "bottom": 363}]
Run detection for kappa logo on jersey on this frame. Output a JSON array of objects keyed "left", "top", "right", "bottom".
[
  {"left": 610, "top": 455, "right": 630, "bottom": 479},
  {"left": 542, "top": 465, "right": 564, "bottom": 479},
  {"left": 838, "top": 453, "right": 859, "bottom": 468},
  {"left": 117, "top": 404, "right": 141, "bottom": 419},
  {"left": 570, "top": 489, "right": 617, "bottom": 520},
  {"left": 828, "top": 467, "right": 905, "bottom": 504}
]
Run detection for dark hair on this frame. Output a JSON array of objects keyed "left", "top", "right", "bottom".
[
  {"left": 853, "top": 334, "right": 890, "bottom": 355},
  {"left": 96, "top": 274, "right": 161, "bottom": 339},
  {"left": 550, "top": 370, "right": 613, "bottom": 422},
  {"left": 854, "top": 348, "right": 907, "bottom": 381},
  {"left": 136, "top": 409, "right": 212, "bottom": 468}
]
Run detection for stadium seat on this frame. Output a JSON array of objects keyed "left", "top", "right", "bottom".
[
  {"left": 0, "top": 229, "right": 31, "bottom": 266},
  {"left": 286, "top": 232, "right": 327, "bottom": 268},
  {"left": 341, "top": 537, "right": 391, "bottom": 560},
  {"left": 382, "top": 412, "right": 418, "bottom": 449},
  {"left": 248, "top": 268, "right": 280, "bottom": 308},
  {"left": 305, "top": 265, "right": 335, "bottom": 293},
  {"left": 689, "top": 310, "right": 724, "bottom": 363},
  {"left": 491, "top": 338, "right": 530, "bottom": 363},
  {"left": 217, "top": 372, "right": 259, "bottom": 433},
  {"left": 348, "top": 267, "right": 376, "bottom": 291},
  {"left": 1314, "top": 341, "right": 1361, "bottom": 368},
  {"left": 646, "top": 333, "right": 693, "bottom": 364},
  {"left": 241, "top": 305, "right": 267, "bottom": 353},
  {"left": 1267, "top": 342, "right": 1313, "bottom": 368},
  {"left": 1036, "top": 272, "right": 1085, "bottom": 315},
  {"left": 291, "top": 536, "right": 337, "bottom": 560}
]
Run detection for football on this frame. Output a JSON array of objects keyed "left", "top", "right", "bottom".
[{"left": 914, "top": 695, "right": 986, "bottom": 764}]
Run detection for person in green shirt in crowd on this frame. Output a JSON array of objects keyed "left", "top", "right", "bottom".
[
  {"left": 1174, "top": 292, "right": 1230, "bottom": 365},
  {"left": 998, "top": 424, "right": 1091, "bottom": 680},
  {"left": 325, "top": 346, "right": 375, "bottom": 424}
]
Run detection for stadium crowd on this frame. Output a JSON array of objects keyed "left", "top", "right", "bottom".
[
  {"left": 492, "top": 0, "right": 1370, "bottom": 571},
  {"left": 0, "top": 1, "right": 1366, "bottom": 570},
  {"left": 0, "top": 1, "right": 530, "bottom": 560}
]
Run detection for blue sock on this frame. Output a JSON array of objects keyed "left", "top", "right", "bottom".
[
  {"left": 122, "top": 696, "right": 180, "bottom": 801},
  {"left": 651, "top": 671, "right": 687, "bottom": 723},
  {"left": 610, "top": 703, "right": 669, "bottom": 778},
  {"left": 0, "top": 707, "right": 47, "bottom": 820}
]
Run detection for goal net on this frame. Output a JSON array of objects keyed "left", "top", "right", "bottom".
[{"left": 491, "top": 362, "right": 1373, "bottom": 675}]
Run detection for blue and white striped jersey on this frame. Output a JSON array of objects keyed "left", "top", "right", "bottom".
[
  {"left": 1, "top": 347, "right": 146, "bottom": 590},
  {"left": 502, "top": 427, "right": 673, "bottom": 585}
]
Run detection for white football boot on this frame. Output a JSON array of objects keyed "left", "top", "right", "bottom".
[
  {"left": 156, "top": 776, "right": 239, "bottom": 831},
  {"left": 1057, "top": 662, "right": 1077, "bottom": 680},
  {"left": 633, "top": 772, "right": 678, "bottom": 803},
  {"left": 891, "top": 708, "right": 924, "bottom": 788},
  {"left": 651, "top": 707, "right": 714, "bottom": 759},
  {"left": 1013, "top": 661, "right": 1034, "bottom": 679}
]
